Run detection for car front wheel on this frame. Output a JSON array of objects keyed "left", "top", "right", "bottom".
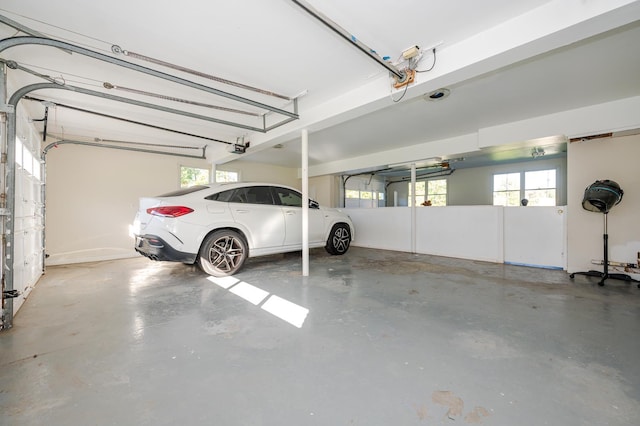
[
  {"left": 325, "top": 223, "right": 351, "bottom": 255},
  {"left": 198, "top": 230, "right": 248, "bottom": 277}
]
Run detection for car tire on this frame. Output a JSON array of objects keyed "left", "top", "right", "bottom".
[
  {"left": 325, "top": 223, "right": 351, "bottom": 255},
  {"left": 198, "top": 229, "right": 248, "bottom": 277}
]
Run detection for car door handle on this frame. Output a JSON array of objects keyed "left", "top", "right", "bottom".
[
  {"left": 235, "top": 209, "right": 250, "bottom": 213},
  {"left": 285, "top": 210, "right": 296, "bottom": 215}
]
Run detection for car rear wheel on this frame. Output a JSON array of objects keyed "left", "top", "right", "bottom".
[
  {"left": 198, "top": 230, "right": 248, "bottom": 277},
  {"left": 325, "top": 223, "right": 351, "bottom": 255}
]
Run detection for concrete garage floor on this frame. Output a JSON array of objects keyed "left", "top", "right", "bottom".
[{"left": 1, "top": 247, "right": 639, "bottom": 425}]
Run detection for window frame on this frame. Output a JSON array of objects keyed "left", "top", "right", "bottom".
[
  {"left": 492, "top": 168, "right": 558, "bottom": 206},
  {"left": 215, "top": 170, "right": 239, "bottom": 183},
  {"left": 180, "top": 165, "right": 210, "bottom": 188},
  {"left": 408, "top": 178, "right": 448, "bottom": 206}
]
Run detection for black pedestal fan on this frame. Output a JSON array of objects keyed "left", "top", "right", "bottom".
[{"left": 570, "top": 180, "right": 640, "bottom": 287}]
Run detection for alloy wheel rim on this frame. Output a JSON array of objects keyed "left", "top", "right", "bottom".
[
  {"left": 209, "top": 236, "right": 243, "bottom": 272},
  {"left": 332, "top": 228, "right": 350, "bottom": 253}
]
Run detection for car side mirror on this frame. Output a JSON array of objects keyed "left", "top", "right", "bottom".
[{"left": 309, "top": 200, "right": 320, "bottom": 209}]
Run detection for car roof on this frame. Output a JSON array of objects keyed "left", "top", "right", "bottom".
[
  {"left": 207, "top": 182, "right": 298, "bottom": 191},
  {"left": 158, "top": 182, "right": 299, "bottom": 198}
]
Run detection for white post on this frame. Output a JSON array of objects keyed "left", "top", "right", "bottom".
[
  {"left": 211, "top": 163, "right": 217, "bottom": 183},
  {"left": 393, "top": 191, "right": 398, "bottom": 207},
  {"left": 411, "top": 163, "right": 417, "bottom": 254},
  {"left": 302, "top": 129, "right": 309, "bottom": 276}
]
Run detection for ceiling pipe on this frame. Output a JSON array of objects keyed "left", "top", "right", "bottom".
[
  {"left": 290, "top": 0, "right": 407, "bottom": 82},
  {"left": 0, "top": 36, "right": 299, "bottom": 121},
  {"left": 0, "top": 14, "right": 71, "bottom": 54},
  {"left": 23, "top": 96, "right": 233, "bottom": 146},
  {"left": 41, "top": 139, "right": 206, "bottom": 160},
  {"left": 12, "top": 82, "right": 267, "bottom": 133},
  {"left": 116, "top": 47, "right": 292, "bottom": 101}
]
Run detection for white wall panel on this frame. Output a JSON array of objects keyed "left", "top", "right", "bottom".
[
  {"left": 346, "top": 207, "right": 411, "bottom": 252},
  {"left": 504, "top": 206, "right": 566, "bottom": 269},
  {"left": 416, "top": 206, "right": 504, "bottom": 263},
  {"left": 350, "top": 205, "right": 568, "bottom": 268}
]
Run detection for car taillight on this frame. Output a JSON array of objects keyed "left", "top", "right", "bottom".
[{"left": 147, "top": 206, "right": 194, "bottom": 217}]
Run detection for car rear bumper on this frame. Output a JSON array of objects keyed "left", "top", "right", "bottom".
[{"left": 134, "top": 234, "right": 197, "bottom": 264}]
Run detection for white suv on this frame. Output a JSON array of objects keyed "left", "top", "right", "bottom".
[{"left": 132, "top": 182, "right": 354, "bottom": 276}]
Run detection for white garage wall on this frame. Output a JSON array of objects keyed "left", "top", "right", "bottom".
[
  {"left": 45, "top": 145, "right": 197, "bottom": 265},
  {"left": 44, "top": 150, "right": 300, "bottom": 265},
  {"left": 224, "top": 160, "right": 299, "bottom": 188},
  {"left": 567, "top": 134, "right": 640, "bottom": 278},
  {"left": 308, "top": 175, "right": 338, "bottom": 207}
]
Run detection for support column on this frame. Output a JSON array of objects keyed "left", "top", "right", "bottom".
[
  {"left": 301, "top": 129, "right": 309, "bottom": 277},
  {"left": 410, "top": 163, "right": 416, "bottom": 254}
]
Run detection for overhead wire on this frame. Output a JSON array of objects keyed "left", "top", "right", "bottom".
[
  {"left": 0, "top": 7, "right": 114, "bottom": 53},
  {"left": 22, "top": 96, "right": 235, "bottom": 146},
  {"left": 1, "top": 8, "right": 294, "bottom": 102},
  {"left": 389, "top": 48, "right": 437, "bottom": 103},
  {"left": 103, "top": 83, "right": 261, "bottom": 116},
  {"left": 4, "top": 59, "right": 265, "bottom": 118},
  {"left": 416, "top": 48, "right": 437, "bottom": 73},
  {"left": 9, "top": 61, "right": 105, "bottom": 87}
]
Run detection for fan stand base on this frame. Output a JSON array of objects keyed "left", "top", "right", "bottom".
[
  {"left": 570, "top": 270, "right": 640, "bottom": 287},
  {"left": 570, "top": 214, "right": 640, "bottom": 288}
]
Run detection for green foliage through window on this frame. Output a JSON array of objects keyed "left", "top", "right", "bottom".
[
  {"left": 181, "top": 166, "right": 210, "bottom": 188},
  {"left": 408, "top": 179, "right": 447, "bottom": 206},
  {"left": 493, "top": 170, "right": 556, "bottom": 206}
]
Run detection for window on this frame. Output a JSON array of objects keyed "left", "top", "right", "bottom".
[
  {"left": 493, "top": 169, "right": 556, "bottom": 206},
  {"left": 216, "top": 170, "right": 239, "bottom": 183},
  {"left": 427, "top": 179, "right": 447, "bottom": 206},
  {"left": 345, "top": 189, "right": 385, "bottom": 208},
  {"left": 345, "top": 190, "right": 360, "bottom": 200},
  {"left": 525, "top": 170, "right": 556, "bottom": 206},
  {"left": 15, "top": 138, "right": 23, "bottom": 167},
  {"left": 493, "top": 173, "right": 521, "bottom": 206},
  {"left": 408, "top": 179, "right": 447, "bottom": 206},
  {"left": 181, "top": 166, "right": 210, "bottom": 188}
]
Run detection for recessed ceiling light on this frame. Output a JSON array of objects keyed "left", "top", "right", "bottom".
[{"left": 425, "top": 88, "right": 450, "bottom": 101}]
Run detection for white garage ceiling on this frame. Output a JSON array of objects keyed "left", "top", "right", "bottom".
[{"left": 1, "top": 0, "right": 639, "bottom": 175}]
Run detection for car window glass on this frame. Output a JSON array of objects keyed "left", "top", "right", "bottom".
[
  {"left": 221, "top": 186, "right": 275, "bottom": 205},
  {"left": 205, "top": 189, "right": 235, "bottom": 202},
  {"left": 273, "top": 187, "right": 303, "bottom": 207},
  {"left": 245, "top": 186, "right": 275, "bottom": 205}
]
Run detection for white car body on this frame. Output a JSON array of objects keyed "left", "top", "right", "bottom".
[{"left": 132, "top": 182, "right": 354, "bottom": 275}]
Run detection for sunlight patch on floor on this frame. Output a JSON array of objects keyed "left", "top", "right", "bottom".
[{"left": 207, "top": 276, "right": 309, "bottom": 328}]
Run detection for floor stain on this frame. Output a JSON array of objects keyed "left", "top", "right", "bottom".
[
  {"left": 415, "top": 403, "right": 428, "bottom": 420},
  {"left": 465, "top": 406, "right": 491, "bottom": 423},
  {"left": 432, "top": 390, "right": 464, "bottom": 419}
]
